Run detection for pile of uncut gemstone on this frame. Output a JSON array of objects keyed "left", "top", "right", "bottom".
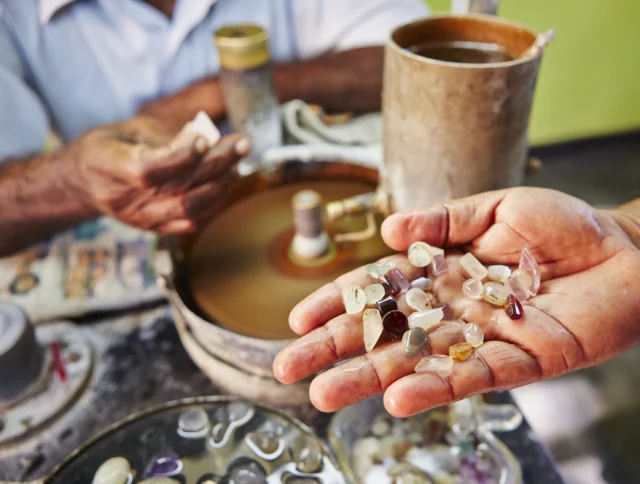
[{"left": 342, "top": 242, "right": 541, "bottom": 378}]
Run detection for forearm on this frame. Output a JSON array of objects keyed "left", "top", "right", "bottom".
[
  {"left": 139, "top": 46, "right": 385, "bottom": 130},
  {"left": 613, "top": 198, "right": 640, "bottom": 248},
  {"left": 0, "top": 150, "right": 99, "bottom": 256},
  {"left": 273, "top": 46, "right": 384, "bottom": 113}
]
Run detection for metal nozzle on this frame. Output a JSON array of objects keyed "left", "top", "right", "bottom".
[{"left": 324, "top": 186, "right": 393, "bottom": 244}]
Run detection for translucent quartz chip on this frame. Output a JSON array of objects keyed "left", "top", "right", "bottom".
[
  {"left": 408, "top": 307, "right": 444, "bottom": 331},
  {"left": 343, "top": 285, "right": 367, "bottom": 314},
  {"left": 463, "top": 323, "right": 484, "bottom": 347},
  {"left": 449, "top": 342, "right": 474, "bottom": 361},
  {"left": 384, "top": 260, "right": 397, "bottom": 272},
  {"left": 483, "top": 282, "right": 509, "bottom": 306},
  {"left": 363, "top": 309, "right": 384, "bottom": 352},
  {"left": 365, "top": 263, "right": 386, "bottom": 279},
  {"left": 385, "top": 268, "right": 411, "bottom": 293},
  {"left": 382, "top": 310, "right": 409, "bottom": 340},
  {"left": 488, "top": 265, "right": 512, "bottom": 283},
  {"left": 415, "top": 354, "right": 454, "bottom": 376},
  {"left": 247, "top": 431, "right": 281, "bottom": 454},
  {"left": 364, "top": 283, "right": 385, "bottom": 305},
  {"left": 402, "top": 327, "right": 428, "bottom": 357},
  {"left": 432, "top": 253, "right": 448, "bottom": 276},
  {"left": 381, "top": 275, "right": 402, "bottom": 296},
  {"left": 291, "top": 436, "right": 323, "bottom": 474},
  {"left": 462, "top": 279, "right": 483, "bottom": 299},
  {"left": 505, "top": 269, "right": 532, "bottom": 302},
  {"left": 410, "top": 277, "right": 433, "bottom": 291},
  {"left": 460, "top": 253, "right": 488, "bottom": 280},
  {"left": 178, "top": 407, "right": 209, "bottom": 434},
  {"left": 376, "top": 295, "right": 398, "bottom": 317},
  {"left": 405, "top": 287, "right": 431, "bottom": 311},
  {"left": 506, "top": 294, "right": 524, "bottom": 320},
  {"left": 408, "top": 241, "right": 432, "bottom": 267},
  {"left": 519, "top": 248, "right": 541, "bottom": 296}
]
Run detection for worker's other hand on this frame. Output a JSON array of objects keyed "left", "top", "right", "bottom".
[
  {"left": 69, "top": 116, "right": 249, "bottom": 233},
  {"left": 273, "top": 188, "right": 640, "bottom": 416}
]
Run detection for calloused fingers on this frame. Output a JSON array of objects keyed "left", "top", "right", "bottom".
[
  {"left": 288, "top": 255, "right": 423, "bottom": 335},
  {"left": 307, "top": 321, "right": 467, "bottom": 412},
  {"left": 384, "top": 341, "right": 542, "bottom": 417}
]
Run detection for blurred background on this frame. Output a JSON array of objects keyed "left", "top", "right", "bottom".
[
  {"left": 426, "top": 2, "right": 640, "bottom": 483},
  {"left": 430, "top": 0, "right": 640, "bottom": 145}
]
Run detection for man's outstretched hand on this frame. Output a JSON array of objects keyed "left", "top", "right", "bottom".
[{"left": 273, "top": 188, "right": 640, "bottom": 416}]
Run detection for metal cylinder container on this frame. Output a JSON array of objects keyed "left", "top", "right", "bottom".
[{"left": 383, "top": 15, "right": 541, "bottom": 211}]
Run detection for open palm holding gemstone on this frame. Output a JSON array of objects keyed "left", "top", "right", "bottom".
[{"left": 273, "top": 187, "right": 640, "bottom": 417}]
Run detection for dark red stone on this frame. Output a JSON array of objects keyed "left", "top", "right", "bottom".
[
  {"left": 382, "top": 310, "right": 408, "bottom": 340},
  {"left": 506, "top": 294, "right": 523, "bottom": 320},
  {"left": 376, "top": 295, "right": 398, "bottom": 317},
  {"left": 380, "top": 275, "right": 401, "bottom": 296}
]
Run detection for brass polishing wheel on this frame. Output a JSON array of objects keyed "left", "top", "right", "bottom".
[{"left": 186, "top": 163, "right": 391, "bottom": 340}]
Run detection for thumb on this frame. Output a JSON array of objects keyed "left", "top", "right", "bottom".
[{"left": 381, "top": 190, "right": 507, "bottom": 251}]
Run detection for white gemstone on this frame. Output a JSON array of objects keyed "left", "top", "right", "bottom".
[
  {"left": 460, "top": 253, "right": 488, "bottom": 280},
  {"left": 343, "top": 285, "right": 367, "bottom": 314},
  {"left": 364, "top": 283, "right": 385, "bottom": 305},
  {"left": 487, "top": 265, "right": 512, "bottom": 283},
  {"left": 410, "top": 277, "right": 433, "bottom": 291},
  {"left": 365, "top": 263, "right": 386, "bottom": 279},
  {"left": 463, "top": 323, "right": 484, "bottom": 347},
  {"left": 506, "top": 269, "right": 532, "bottom": 302},
  {"left": 92, "top": 457, "right": 132, "bottom": 484},
  {"left": 405, "top": 287, "right": 431, "bottom": 311},
  {"left": 363, "top": 309, "right": 384, "bottom": 352},
  {"left": 408, "top": 242, "right": 432, "bottom": 267},
  {"left": 483, "top": 282, "right": 509, "bottom": 306},
  {"left": 408, "top": 307, "right": 444, "bottom": 331},
  {"left": 384, "top": 260, "right": 396, "bottom": 272},
  {"left": 462, "top": 279, "right": 483, "bottom": 299},
  {"left": 187, "top": 111, "right": 221, "bottom": 146},
  {"left": 415, "top": 355, "right": 454, "bottom": 376},
  {"left": 519, "top": 248, "right": 541, "bottom": 296}
]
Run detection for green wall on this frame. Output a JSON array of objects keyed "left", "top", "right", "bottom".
[{"left": 426, "top": 0, "right": 640, "bottom": 145}]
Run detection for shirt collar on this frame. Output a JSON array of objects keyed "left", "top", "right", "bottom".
[
  {"left": 40, "top": 0, "right": 79, "bottom": 25},
  {"left": 166, "top": 0, "right": 218, "bottom": 57}
]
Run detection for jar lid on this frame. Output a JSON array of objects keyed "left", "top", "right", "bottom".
[{"left": 214, "top": 24, "right": 271, "bottom": 70}]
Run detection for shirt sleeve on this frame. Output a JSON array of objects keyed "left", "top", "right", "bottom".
[
  {"left": 291, "top": 0, "right": 431, "bottom": 59},
  {"left": 0, "top": 12, "right": 50, "bottom": 162}
]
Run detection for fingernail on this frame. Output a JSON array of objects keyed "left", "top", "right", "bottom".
[
  {"left": 194, "top": 136, "right": 209, "bottom": 154},
  {"left": 234, "top": 137, "right": 251, "bottom": 156}
]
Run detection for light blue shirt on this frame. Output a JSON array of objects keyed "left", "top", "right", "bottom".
[{"left": 0, "top": 0, "right": 429, "bottom": 161}]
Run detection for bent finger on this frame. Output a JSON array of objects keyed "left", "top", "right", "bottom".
[
  {"left": 383, "top": 340, "right": 542, "bottom": 417},
  {"left": 288, "top": 255, "right": 423, "bottom": 336},
  {"left": 307, "top": 321, "right": 466, "bottom": 412}
]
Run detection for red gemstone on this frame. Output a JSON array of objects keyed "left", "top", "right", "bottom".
[
  {"left": 376, "top": 295, "right": 399, "bottom": 317},
  {"left": 506, "top": 294, "right": 523, "bottom": 320},
  {"left": 382, "top": 310, "right": 408, "bottom": 340}
]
